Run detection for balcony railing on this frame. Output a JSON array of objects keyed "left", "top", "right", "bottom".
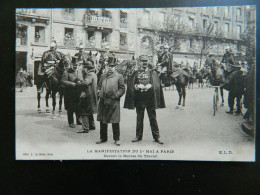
[
  {"left": 16, "top": 9, "right": 36, "bottom": 15},
  {"left": 85, "top": 15, "right": 112, "bottom": 27},
  {"left": 64, "top": 38, "right": 76, "bottom": 48},
  {"left": 16, "top": 37, "right": 27, "bottom": 46}
]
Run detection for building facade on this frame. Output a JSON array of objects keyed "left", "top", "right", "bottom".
[{"left": 16, "top": 6, "right": 255, "bottom": 76}]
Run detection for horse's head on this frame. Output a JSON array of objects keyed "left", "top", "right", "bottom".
[{"left": 57, "top": 54, "right": 71, "bottom": 71}]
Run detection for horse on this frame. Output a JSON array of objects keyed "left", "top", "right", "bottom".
[
  {"left": 171, "top": 69, "right": 189, "bottom": 109},
  {"left": 188, "top": 68, "right": 197, "bottom": 89},
  {"left": 42, "top": 54, "right": 71, "bottom": 118},
  {"left": 196, "top": 68, "right": 206, "bottom": 88},
  {"left": 117, "top": 59, "right": 138, "bottom": 84}
]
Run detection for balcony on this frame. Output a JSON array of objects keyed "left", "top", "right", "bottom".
[
  {"left": 120, "top": 18, "right": 127, "bottom": 28},
  {"left": 16, "top": 37, "right": 27, "bottom": 46},
  {"left": 85, "top": 15, "right": 112, "bottom": 28},
  {"left": 16, "top": 8, "right": 50, "bottom": 18},
  {"left": 64, "top": 37, "right": 76, "bottom": 48}
]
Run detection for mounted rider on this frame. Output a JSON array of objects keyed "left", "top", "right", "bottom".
[
  {"left": 157, "top": 45, "right": 173, "bottom": 87},
  {"left": 41, "top": 41, "right": 64, "bottom": 76},
  {"left": 73, "top": 44, "right": 89, "bottom": 80}
]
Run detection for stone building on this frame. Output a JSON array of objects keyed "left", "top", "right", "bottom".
[
  {"left": 16, "top": 6, "right": 254, "bottom": 77},
  {"left": 16, "top": 8, "right": 137, "bottom": 77}
]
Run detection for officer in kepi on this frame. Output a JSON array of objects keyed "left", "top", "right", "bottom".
[
  {"left": 41, "top": 41, "right": 63, "bottom": 72},
  {"left": 124, "top": 55, "right": 166, "bottom": 144}
]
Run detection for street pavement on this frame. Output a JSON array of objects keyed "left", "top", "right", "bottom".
[{"left": 15, "top": 84, "right": 255, "bottom": 161}]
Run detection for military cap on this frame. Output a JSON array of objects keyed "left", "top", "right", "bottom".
[
  {"left": 50, "top": 41, "right": 57, "bottom": 47},
  {"left": 79, "top": 44, "right": 84, "bottom": 49},
  {"left": 139, "top": 55, "right": 149, "bottom": 61},
  {"left": 83, "top": 61, "right": 94, "bottom": 69}
]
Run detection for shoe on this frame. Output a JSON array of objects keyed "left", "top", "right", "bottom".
[
  {"left": 132, "top": 137, "right": 142, "bottom": 142},
  {"left": 114, "top": 140, "right": 120, "bottom": 146},
  {"left": 154, "top": 139, "right": 164, "bottom": 144},
  {"left": 77, "top": 129, "right": 89, "bottom": 133},
  {"left": 69, "top": 123, "right": 76, "bottom": 128},
  {"left": 96, "top": 139, "right": 107, "bottom": 144},
  {"left": 226, "top": 110, "right": 233, "bottom": 114}
]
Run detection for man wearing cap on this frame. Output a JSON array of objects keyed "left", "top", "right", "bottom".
[
  {"left": 76, "top": 61, "right": 98, "bottom": 133},
  {"left": 41, "top": 41, "right": 63, "bottom": 72},
  {"left": 96, "top": 62, "right": 125, "bottom": 146},
  {"left": 61, "top": 59, "right": 82, "bottom": 128},
  {"left": 124, "top": 55, "right": 165, "bottom": 144},
  {"left": 74, "top": 44, "right": 89, "bottom": 64},
  {"left": 221, "top": 48, "right": 236, "bottom": 66},
  {"left": 225, "top": 63, "right": 245, "bottom": 114}
]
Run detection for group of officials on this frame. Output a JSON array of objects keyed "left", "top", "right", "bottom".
[{"left": 41, "top": 41, "right": 165, "bottom": 146}]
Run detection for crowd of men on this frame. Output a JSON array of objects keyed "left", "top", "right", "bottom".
[
  {"left": 40, "top": 41, "right": 165, "bottom": 146},
  {"left": 19, "top": 40, "right": 255, "bottom": 144}
]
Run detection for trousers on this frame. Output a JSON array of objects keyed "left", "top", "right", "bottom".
[
  {"left": 81, "top": 114, "right": 95, "bottom": 130},
  {"left": 228, "top": 92, "right": 242, "bottom": 112},
  {"left": 100, "top": 122, "right": 120, "bottom": 141},
  {"left": 136, "top": 106, "right": 160, "bottom": 140},
  {"left": 67, "top": 109, "right": 80, "bottom": 125}
]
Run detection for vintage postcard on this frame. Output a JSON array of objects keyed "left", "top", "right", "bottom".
[{"left": 15, "top": 6, "right": 256, "bottom": 161}]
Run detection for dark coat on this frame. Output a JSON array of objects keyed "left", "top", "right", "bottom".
[
  {"left": 97, "top": 71, "right": 125, "bottom": 124},
  {"left": 16, "top": 71, "right": 26, "bottom": 84},
  {"left": 227, "top": 69, "right": 246, "bottom": 95},
  {"left": 161, "top": 51, "right": 173, "bottom": 73},
  {"left": 78, "top": 70, "right": 98, "bottom": 115},
  {"left": 61, "top": 68, "right": 81, "bottom": 111},
  {"left": 124, "top": 69, "right": 166, "bottom": 109}
]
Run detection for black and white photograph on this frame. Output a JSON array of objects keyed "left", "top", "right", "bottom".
[{"left": 15, "top": 6, "right": 256, "bottom": 161}]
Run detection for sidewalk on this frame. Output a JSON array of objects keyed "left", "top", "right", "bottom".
[{"left": 16, "top": 85, "right": 37, "bottom": 98}]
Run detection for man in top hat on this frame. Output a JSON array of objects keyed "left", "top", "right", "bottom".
[
  {"left": 76, "top": 61, "right": 98, "bottom": 133},
  {"left": 124, "top": 55, "right": 165, "bottom": 144},
  {"left": 41, "top": 41, "right": 63, "bottom": 71},
  {"left": 61, "top": 58, "right": 82, "bottom": 128},
  {"left": 96, "top": 61, "right": 125, "bottom": 146}
]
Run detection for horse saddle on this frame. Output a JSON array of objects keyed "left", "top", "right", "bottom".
[{"left": 171, "top": 69, "right": 189, "bottom": 78}]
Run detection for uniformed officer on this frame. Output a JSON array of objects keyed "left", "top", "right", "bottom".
[
  {"left": 124, "top": 55, "right": 166, "bottom": 144},
  {"left": 41, "top": 41, "right": 63, "bottom": 72}
]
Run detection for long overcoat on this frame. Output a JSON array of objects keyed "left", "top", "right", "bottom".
[
  {"left": 61, "top": 68, "right": 80, "bottom": 111},
  {"left": 124, "top": 69, "right": 165, "bottom": 110},
  {"left": 78, "top": 69, "right": 98, "bottom": 115},
  {"left": 97, "top": 71, "right": 125, "bottom": 124}
]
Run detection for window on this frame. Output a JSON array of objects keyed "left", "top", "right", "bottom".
[
  {"left": 237, "top": 25, "right": 242, "bottom": 38},
  {"left": 159, "top": 35, "right": 165, "bottom": 44},
  {"left": 189, "top": 17, "right": 194, "bottom": 28},
  {"left": 189, "top": 38, "right": 193, "bottom": 48},
  {"left": 214, "top": 21, "right": 219, "bottom": 32},
  {"left": 120, "top": 33, "right": 127, "bottom": 50},
  {"left": 35, "top": 26, "right": 45, "bottom": 43},
  {"left": 237, "top": 8, "right": 242, "bottom": 16},
  {"left": 225, "top": 23, "right": 230, "bottom": 36},
  {"left": 16, "top": 24, "right": 27, "bottom": 45},
  {"left": 120, "top": 10, "right": 127, "bottom": 28},
  {"left": 203, "top": 19, "right": 207, "bottom": 29},
  {"left": 87, "top": 31, "right": 94, "bottom": 41},
  {"left": 102, "top": 32, "right": 109, "bottom": 42},
  {"left": 102, "top": 9, "right": 111, "bottom": 18},
  {"left": 64, "top": 28, "right": 74, "bottom": 47}
]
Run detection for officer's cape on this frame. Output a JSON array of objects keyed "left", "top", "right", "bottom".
[{"left": 124, "top": 70, "right": 166, "bottom": 109}]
